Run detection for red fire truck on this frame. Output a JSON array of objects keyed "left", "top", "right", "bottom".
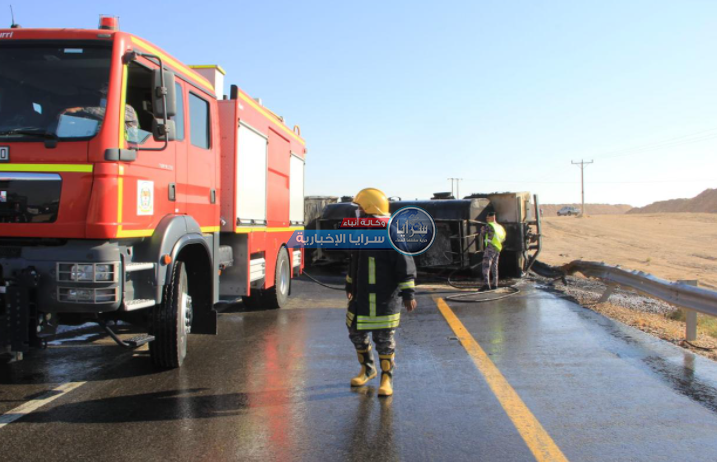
[{"left": 0, "top": 17, "right": 306, "bottom": 367}]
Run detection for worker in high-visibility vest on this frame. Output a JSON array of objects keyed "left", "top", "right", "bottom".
[
  {"left": 479, "top": 212, "right": 506, "bottom": 291},
  {"left": 345, "top": 188, "right": 417, "bottom": 397}
]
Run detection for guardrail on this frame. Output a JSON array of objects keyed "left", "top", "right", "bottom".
[
  {"left": 562, "top": 260, "right": 717, "bottom": 342},
  {"left": 524, "top": 194, "right": 542, "bottom": 274}
]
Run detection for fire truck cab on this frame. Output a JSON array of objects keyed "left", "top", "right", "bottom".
[{"left": 0, "top": 19, "right": 306, "bottom": 367}]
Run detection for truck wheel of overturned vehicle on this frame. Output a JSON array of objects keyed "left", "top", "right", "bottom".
[
  {"left": 150, "top": 260, "right": 192, "bottom": 368},
  {"left": 264, "top": 247, "right": 291, "bottom": 309}
]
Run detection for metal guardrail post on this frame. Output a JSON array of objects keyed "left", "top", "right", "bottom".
[
  {"left": 598, "top": 284, "right": 617, "bottom": 304},
  {"left": 679, "top": 280, "right": 699, "bottom": 341},
  {"left": 524, "top": 194, "right": 542, "bottom": 273}
]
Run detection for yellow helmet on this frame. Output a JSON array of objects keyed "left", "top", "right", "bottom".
[{"left": 353, "top": 188, "right": 390, "bottom": 216}]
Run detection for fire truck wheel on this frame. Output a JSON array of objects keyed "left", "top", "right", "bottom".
[
  {"left": 265, "top": 247, "right": 291, "bottom": 309},
  {"left": 150, "top": 260, "right": 191, "bottom": 368},
  {"left": 241, "top": 292, "right": 264, "bottom": 308}
]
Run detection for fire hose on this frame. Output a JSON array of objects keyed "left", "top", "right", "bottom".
[{"left": 302, "top": 269, "right": 522, "bottom": 304}]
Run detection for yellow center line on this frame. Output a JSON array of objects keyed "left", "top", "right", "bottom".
[
  {"left": 434, "top": 297, "right": 569, "bottom": 462},
  {"left": 0, "top": 381, "right": 86, "bottom": 429}
]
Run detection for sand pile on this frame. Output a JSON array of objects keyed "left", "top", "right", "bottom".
[{"left": 628, "top": 188, "right": 717, "bottom": 214}]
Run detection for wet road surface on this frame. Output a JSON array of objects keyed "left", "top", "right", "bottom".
[{"left": 2, "top": 275, "right": 717, "bottom": 461}]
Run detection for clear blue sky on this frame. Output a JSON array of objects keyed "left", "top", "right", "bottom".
[{"left": 12, "top": 0, "right": 717, "bottom": 206}]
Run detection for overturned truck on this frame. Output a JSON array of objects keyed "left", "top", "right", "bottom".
[{"left": 313, "top": 192, "right": 542, "bottom": 278}]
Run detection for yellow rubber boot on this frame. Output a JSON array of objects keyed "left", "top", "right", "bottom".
[
  {"left": 350, "top": 346, "right": 377, "bottom": 387},
  {"left": 378, "top": 353, "right": 395, "bottom": 397}
]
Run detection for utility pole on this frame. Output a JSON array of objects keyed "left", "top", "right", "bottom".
[
  {"left": 447, "top": 178, "right": 463, "bottom": 198},
  {"left": 571, "top": 160, "right": 593, "bottom": 217}
]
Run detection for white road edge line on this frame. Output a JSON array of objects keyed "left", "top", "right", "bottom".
[{"left": 0, "top": 381, "right": 86, "bottom": 429}]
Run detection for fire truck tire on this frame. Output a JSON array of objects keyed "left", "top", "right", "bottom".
[
  {"left": 150, "top": 260, "right": 191, "bottom": 368},
  {"left": 241, "top": 292, "right": 264, "bottom": 308},
  {"left": 265, "top": 247, "right": 291, "bottom": 309}
]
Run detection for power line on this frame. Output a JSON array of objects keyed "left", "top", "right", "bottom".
[
  {"left": 591, "top": 128, "right": 717, "bottom": 160},
  {"left": 571, "top": 160, "right": 593, "bottom": 216}
]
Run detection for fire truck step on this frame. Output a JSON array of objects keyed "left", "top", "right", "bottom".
[
  {"left": 125, "top": 262, "right": 156, "bottom": 273},
  {"left": 97, "top": 321, "right": 155, "bottom": 349},
  {"left": 124, "top": 299, "right": 156, "bottom": 311},
  {"left": 123, "top": 335, "right": 155, "bottom": 348}
]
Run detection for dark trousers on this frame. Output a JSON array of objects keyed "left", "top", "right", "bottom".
[
  {"left": 347, "top": 323, "right": 396, "bottom": 355},
  {"left": 482, "top": 246, "right": 500, "bottom": 289}
]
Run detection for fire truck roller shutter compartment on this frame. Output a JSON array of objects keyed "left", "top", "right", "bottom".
[
  {"left": 289, "top": 154, "right": 305, "bottom": 225},
  {"left": 236, "top": 122, "right": 268, "bottom": 225}
]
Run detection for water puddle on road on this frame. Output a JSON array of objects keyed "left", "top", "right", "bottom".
[{"left": 642, "top": 354, "right": 717, "bottom": 413}]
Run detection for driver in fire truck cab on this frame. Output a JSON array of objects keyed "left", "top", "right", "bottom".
[{"left": 60, "top": 83, "right": 140, "bottom": 136}]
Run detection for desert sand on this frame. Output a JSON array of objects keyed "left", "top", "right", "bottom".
[{"left": 539, "top": 213, "right": 717, "bottom": 289}]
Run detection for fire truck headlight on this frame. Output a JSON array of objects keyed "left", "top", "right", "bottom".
[
  {"left": 94, "top": 264, "right": 115, "bottom": 281},
  {"left": 58, "top": 287, "right": 118, "bottom": 304},
  {"left": 73, "top": 265, "right": 94, "bottom": 281},
  {"left": 58, "top": 263, "right": 92, "bottom": 282},
  {"left": 58, "top": 288, "right": 94, "bottom": 302},
  {"left": 57, "top": 263, "right": 118, "bottom": 282}
]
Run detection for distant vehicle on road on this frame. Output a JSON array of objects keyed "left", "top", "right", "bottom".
[{"left": 557, "top": 206, "right": 581, "bottom": 216}]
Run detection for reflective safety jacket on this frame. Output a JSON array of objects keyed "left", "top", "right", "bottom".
[
  {"left": 345, "top": 250, "right": 417, "bottom": 330},
  {"left": 483, "top": 222, "right": 507, "bottom": 252}
]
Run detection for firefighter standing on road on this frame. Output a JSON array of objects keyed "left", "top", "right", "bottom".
[
  {"left": 479, "top": 212, "right": 506, "bottom": 291},
  {"left": 345, "top": 188, "right": 417, "bottom": 397}
]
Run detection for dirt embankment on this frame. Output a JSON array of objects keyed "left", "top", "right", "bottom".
[
  {"left": 540, "top": 204, "right": 632, "bottom": 217},
  {"left": 628, "top": 188, "right": 717, "bottom": 214},
  {"left": 539, "top": 213, "right": 717, "bottom": 289}
]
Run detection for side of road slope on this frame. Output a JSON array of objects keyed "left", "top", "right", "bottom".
[{"left": 539, "top": 214, "right": 717, "bottom": 289}]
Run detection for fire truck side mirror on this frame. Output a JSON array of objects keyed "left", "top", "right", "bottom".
[
  {"left": 152, "top": 69, "right": 177, "bottom": 118},
  {"left": 152, "top": 119, "right": 176, "bottom": 142}
]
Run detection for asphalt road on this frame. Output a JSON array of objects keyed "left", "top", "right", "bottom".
[{"left": 2, "top": 274, "right": 717, "bottom": 461}]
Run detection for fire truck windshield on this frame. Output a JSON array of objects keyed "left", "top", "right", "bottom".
[{"left": 0, "top": 43, "right": 112, "bottom": 141}]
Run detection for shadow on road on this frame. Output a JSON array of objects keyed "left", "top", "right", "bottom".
[
  {"left": 20, "top": 384, "right": 360, "bottom": 424},
  {"left": 0, "top": 350, "right": 161, "bottom": 386}
]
